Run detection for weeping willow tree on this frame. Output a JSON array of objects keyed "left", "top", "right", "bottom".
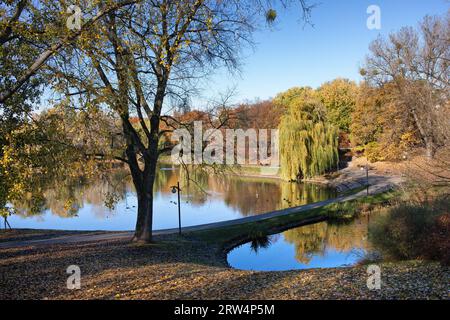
[{"left": 277, "top": 87, "right": 339, "bottom": 181}]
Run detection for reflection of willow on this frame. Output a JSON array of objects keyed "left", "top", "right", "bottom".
[
  {"left": 283, "top": 217, "right": 369, "bottom": 264},
  {"left": 280, "top": 182, "right": 336, "bottom": 210},
  {"left": 223, "top": 180, "right": 335, "bottom": 217}
]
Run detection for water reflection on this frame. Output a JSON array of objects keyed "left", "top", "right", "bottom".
[
  {"left": 8, "top": 166, "right": 336, "bottom": 231},
  {"left": 228, "top": 216, "right": 371, "bottom": 271},
  {"left": 250, "top": 235, "right": 273, "bottom": 253}
]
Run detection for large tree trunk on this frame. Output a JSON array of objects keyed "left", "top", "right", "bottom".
[
  {"left": 124, "top": 138, "right": 157, "bottom": 242},
  {"left": 130, "top": 147, "right": 159, "bottom": 242},
  {"left": 132, "top": 166, "right": 156, "bottom": 242},
  {"left": 130, "top": 79, "right": 165, "bottom": 242},
  {"left": 133, "top": 188, "right": 154, "bottom": 242}
]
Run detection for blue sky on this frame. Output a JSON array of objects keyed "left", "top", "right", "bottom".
[{"left": 200, "top": 0, "right": 449, "bottom": 105}]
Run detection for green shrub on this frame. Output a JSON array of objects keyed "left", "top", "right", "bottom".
[
  {"left": 327, "top": 191, "right": 395, "bottom": 221},
  {"left": 369, "top": 196, "right": 450, "bottom": 265}
]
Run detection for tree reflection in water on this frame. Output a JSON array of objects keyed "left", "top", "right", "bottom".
[
  {"left": 228, "top": 217, "right": 372, "bottom": 271},
  {"left": 283, "top": 217, "right": 370, "bottom": 264},
  {"left": 9, "top": 165, "right": 337, "bottom": 230},
  {"left": 250, "top": 235, "right": 272, "bottom": 253}
]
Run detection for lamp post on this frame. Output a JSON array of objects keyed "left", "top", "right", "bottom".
[
  {"left": 360, "top": 162, "right": 370, "bottom": 195},
  {"left": 171, "top": 182, "right": 182, "bottom": 235},
  {"left": 365, "top": 161, "right": 369, "bottom": 195}
]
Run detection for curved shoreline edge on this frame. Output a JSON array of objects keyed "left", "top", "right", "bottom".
[{"left": 0, "top": 177, "right": 397, "bottom": 249}]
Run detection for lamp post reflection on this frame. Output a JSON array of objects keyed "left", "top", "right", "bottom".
[{"left": 171, "top": 182, "right": 182, "bottom": 235}]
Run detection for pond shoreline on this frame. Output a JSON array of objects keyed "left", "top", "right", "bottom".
[
  {"left": 7, "top": 164, "right": 339, "bottom": 232},
  {"left": 0, "top": 227, "right": 448, "bottom": 300},
  {"left": 0, "top": 170, "right": 421, "bottom": 300},
  {"left": 0, "top": 183, "right": 393, "bottom": 249},
  {"left": 1, "top": 191, "right": 448, "bottom": 300},
  {"left": 2, "top": 189, "right": 384, "bottom": 249}
]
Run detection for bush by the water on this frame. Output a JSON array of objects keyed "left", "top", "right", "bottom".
[
  {"left": 326, "top": 191, "right": 395, "bottom": 221},
  {"left": 369, "top": 196, "right": 450, "bottom": 265}
]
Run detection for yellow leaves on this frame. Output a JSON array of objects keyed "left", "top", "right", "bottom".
[
  {"left": 206, "top": 17, "right": 213, "bottom": 30},
  {"left": 401, "top": 132, "right": 417, "bottom": 143},
  {"left": 279, "top": 88, "right": 339, "bottom": 179},
  {"left": 0, "top": 208, "right": 9, "bottom": 218},
  {"left": 1, "top": 145, "right": 13, "bottom": 167},
  {"left": 10, "top": 182, "right": 26, "bottom": 199},
  {"left": 63, "top": 199, "right": 74, "bottom": 211},
  {"left": 266, "top": 9, "right": 277, "bottom": 24},
  {"left": 1, "top": 144, "right": 27, "bottom": 206},
  {"left": 400, "top": 131, "right": 420, "bottom": 150}
]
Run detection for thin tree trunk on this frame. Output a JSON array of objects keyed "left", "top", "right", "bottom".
[
  {"left": 424, "top": 136, "right": 435, "bottom": 159},
  {"left": 411, "top": 108, "right": 435, "bottom": 159},
  {"left": 400, "top": 83, "right": 436, "bottom": 159}
]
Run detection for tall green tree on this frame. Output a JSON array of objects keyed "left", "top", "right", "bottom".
[
  {"left": 318, "top": 78, "right": 358, "bottom": 133},
  {"left": 276, "top": 87, "right": 339, "bottom": 181}
]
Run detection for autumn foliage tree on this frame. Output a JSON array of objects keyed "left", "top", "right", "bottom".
[
  {"left": 43, "top": 0, "right": 314, "bottom": 242},
  {"left": 231, "top": 100, "right": 282, "bottom": 130},
  {"left": 318, "top": 78, "right": 358, "bottom": 133},
  {"left": 361, "top": 12, "right": 449, "bottom": 159},
  {"left": 351, "top": 82, "right": 423, "bottom": 161}
]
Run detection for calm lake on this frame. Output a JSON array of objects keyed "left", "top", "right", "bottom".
[
  {"left": 8, "top": 166, "right": 337, "bottom": 231},
  {"left": 228, "top": 216, "right": 372, "bottom": 271}
]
